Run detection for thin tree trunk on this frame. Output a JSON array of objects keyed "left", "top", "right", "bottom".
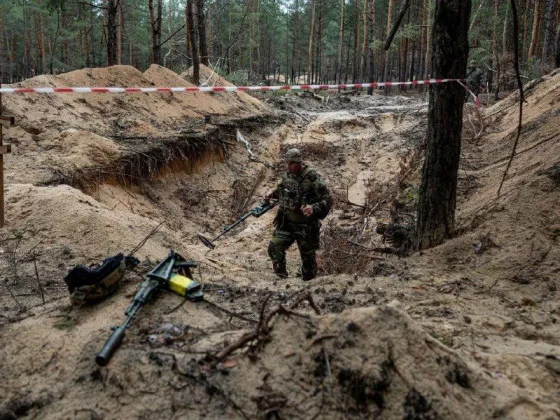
[
  {"left": 555, "top": 19, "right": 560, "bottom": 67},
  {"left": 492, "top": 0, "right": 500, "bottom": 100},
  {"left": 367, "top": 0, "right": 375, "bottom": 93},
  {"left": 424, "top": 0, "right": 432, "bottom": 78},
  {"left": 307, "top": 0, "right": 316, "bottom": 83},
  {"left": 361, "top": 0, "right": 368, "bottom": 81},
  {"left": 34, "top": 0, "right": 47, "bottom": 74},
  {"left": 197, "top": 0, "right": 208, "bottom": 66},
  {"left": 337, "top": 0, "right": 345, "bottom": 84},
  {"left": 542, "top": 0, "right": 556, "bottom": 61},
  {"left": 521, "top": 0, "right": 531, "bottom": 62},
  {"left": 416, "top": 0, "right": 471, "bottom": 250},
  {"left": 117, "top": 0, "right": 124, "bottom": 64},
  {"left": 149, "top": 0, "right": 163, "bottom": 65},
  {"left": 528, "top": 0, "right": 540, "bottom": 58},
  {"left": 0, "top": 3, "right": 4, "bottom": 82},
  {"left": 187, "top": 0, "right": 199, "bottom": 83},
  {"left": 106, "top": 0, "right": 118, "bottom": 66},
  {"left": 383, "top": 0, "right": 394, "bottom": 80},
  {"left": 291, "top": 0, "right": 299, "bottom": 83},
  {"left": 502, "top": 3, "right": 511, "bottom": 57}
]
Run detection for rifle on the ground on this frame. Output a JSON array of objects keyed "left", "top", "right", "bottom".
[
  {"left": 96, "top": 250, "right": 203, "bottom": 366},
  {"left": 198, "top": 200, "right": 278, "bottom": 249}
]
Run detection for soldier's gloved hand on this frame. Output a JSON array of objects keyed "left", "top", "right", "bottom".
[
  {"left": 301, "top": 205, "right": 314, "bottom": 217},
  {"left": 263, "top": 192, "right": 273, "bottom": 204}
]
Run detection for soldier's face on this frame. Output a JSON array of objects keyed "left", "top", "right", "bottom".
[{"left": 287, "top": 161, "right": 302, "bottom": 173}]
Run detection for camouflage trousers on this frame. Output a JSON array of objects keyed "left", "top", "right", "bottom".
[{"left": 268, "top": 220, "right": 321, "bottom": 281}]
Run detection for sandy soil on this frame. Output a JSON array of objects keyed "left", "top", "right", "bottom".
[{"left": 0, "top": 67, "right": 559, "bottom": 419}]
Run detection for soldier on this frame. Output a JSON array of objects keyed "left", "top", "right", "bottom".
[
  {"left": 466, "top": 60, "right": 484, "bottom": 99},
  {"left": 265, "top": 148, "right": 332, "bottom": 281}
]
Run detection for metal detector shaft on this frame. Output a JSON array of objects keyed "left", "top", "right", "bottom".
[{"left": 199, "top": 201, "right": 278, "bottom": 249}]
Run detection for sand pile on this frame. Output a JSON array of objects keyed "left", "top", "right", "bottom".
[
  {"left": 1, "top": 65, "right": 270, "bottom": 185},
  {"left": 216, "top": 304, "right": 559, "bottom": 418},
  {"left": 2, "top": 303, "right": 557, "bottom": 419}
]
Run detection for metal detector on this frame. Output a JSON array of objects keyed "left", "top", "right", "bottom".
[{"left": 198, "top": 201, "right": 278, "bottom": 249}]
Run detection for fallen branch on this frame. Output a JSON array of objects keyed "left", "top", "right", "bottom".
[{"left": 215, "top": 292, "right": 319, "bottom": 362}]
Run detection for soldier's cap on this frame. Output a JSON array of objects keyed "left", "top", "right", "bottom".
[
  {"left": 285, "top": 148, "right": 302, "bottom": 163},
  {"left": 470, "top": 60, "right": 477, "bottom": 66}
]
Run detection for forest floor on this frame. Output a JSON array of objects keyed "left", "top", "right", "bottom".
[{"left": 0, "top": 65, "right": 559, "bottom": 419}]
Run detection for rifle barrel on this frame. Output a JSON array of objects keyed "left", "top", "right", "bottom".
[{"left": 96, "top": 323, "right": 128, "bottom": 366}]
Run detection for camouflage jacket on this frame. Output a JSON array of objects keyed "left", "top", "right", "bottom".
[
  {"left": 270, "top": 165, "right": 332, "bottom": 221},
  {"left": 466, "top": 67, "right": 484, "bottom": 88}
]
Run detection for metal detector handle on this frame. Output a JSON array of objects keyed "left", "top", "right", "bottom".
[{"left": 252, "top": 200, "right": 278, "bottom": 217}]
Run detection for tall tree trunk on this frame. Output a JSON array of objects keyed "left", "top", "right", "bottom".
[
  {"left": 34, "top": 1, "right": 47, "bottom": 74},
  {"left": 361, "top": 0, "right": 368, "bottom": 81},
  {"left": 117, "top": 0, "right": 124, "bottom": 64},
  {"left": 315, "top": 0, "right": 322, "bottom": 84},
  {"left": 197, "top": 0, "right": 208, "bottom": 66},
  {"left": 107, "top": 0, "right": 118, "bottom": 66},
  {"left": 492, "top": 0, "right": 500, "bottom": 100},
  {"left": 149, "top": 0, "right": 163, "bottom": 65},
  {"left": 366, "top": 0, "right": 376, "bottom": 93},
  {"left": 416, "top": 0, "right": 471, "bottom": 250},
  {"left": 528, "top": 0, "right": 540, "bottom": 58},
  {"left": 521, "top": 0, "right": 531, "bottom": 62},
  {"left": 187, "top": 0, "right": 199, "bottom": 84},
  {"left": 337, "top": 0, "right": 345, "bottom": 84},
  {"left": 383, "top": 0, "right": 394, "bottom": 80},
  {"left": 352, "top": 0, "right": 359, "bottom": 82},
  {"left": 502, "top": 3, "right": 511, "bottom": 57},
  {"left": 542, "top": 0, "right": 556, "bottom": 61},
  {"left": 556, "top": 19, "right": 560, "bottom": 68},
  {"left": 291, "top": 0, "right": 299, "bottom": 83},
  {"left": 0, "top": 3, "right": 4, "bottom": 82},
  {"left": 307, "top": 0, "right": 316, "bottom": 83},
  {"left": 424, "top": 0, "right": 432, "bottom": 78}
]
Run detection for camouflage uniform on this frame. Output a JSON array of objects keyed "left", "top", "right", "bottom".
[
  {"left": 267, "top": 152, "right": 332, "bottom": 281},
  {"left": 466, "top": 62, "right": 484, "bottom": 97}
]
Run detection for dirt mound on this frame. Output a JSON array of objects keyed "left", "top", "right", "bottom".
[
  {"left": 2, "top": 65, "right": 270, "bottom": 185},
  {"left": 179, "top": 64, "right": 265, "bottom": 110},
  {"left": 0, "top": 183, "right": 188, "bottom": 310},
  {"left": 2, "top": 303, "right": 557, "bottom": 419},
  {"left": 218, "top": 304, "right": 559, "bottom": 418}
]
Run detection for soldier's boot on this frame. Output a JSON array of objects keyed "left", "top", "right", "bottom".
[
  {"left": 301, "top": 251, "right": 317, "bottom": 281},
  {"left": 273, "top": 262, "right": 288, "bottom": 278},
  {"left": 269, "top": 241, "right": 288, "bottom": 278}
]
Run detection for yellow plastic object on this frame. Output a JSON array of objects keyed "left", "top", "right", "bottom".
[{"left": 168, "top": 274, "right": 200, "bottom": 297}]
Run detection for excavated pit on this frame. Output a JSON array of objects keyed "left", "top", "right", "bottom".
[{"left": 1, "top": 67, "right": 560, "bottom": 419}]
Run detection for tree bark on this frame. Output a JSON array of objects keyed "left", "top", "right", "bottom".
[
  {"left": 416, "top": 0, "right": 471, "bottom": 250},
  {"left": 149, "top": 0, "right": 163, "bottom": 65},
  {"left": 0, "top": 3, "right": 4, "bottom": 82},
  {"left": 197, "top": 0, "right": 209, "bottom": 66},
  {"left": 555, "top": 20, "right": 560, "bottom": 68},
  {"left": 383, "top": 0, "right": 394, "bottom": 80},
  {"left": 291, "top": 0, "right": 299, "bottom": 83},
  {"left": 106, "top": 0, "right": 118, "bottom": 66},
  {"left": 367, "top": 0, "right": 375, "bottom": 93},
  {"left": 502, "top": 3, "right": 511, "bottom": 57},
  {"left": 542, "top": 0, "right": 556, "bottom": 61},
  {"left": 186, "top": 0, "right": 199, "bottom": 84},
  {"left": 424, "top": 0, "right": 432, "bottom": 78},
  {"left": 117, "top": 0, "right": 124, "bottom": 65},
  {"left": 337, "top": 0, "right": 345, "bottom": 84},
  {"left": 492, "top": 0, "right": 500, "bottom": 100},
  {"left": 361, "top": 0, "right": 368, "bottom": 81},
  {"left": 528, "top": 0, "right": 541, "bottom": 58},
  {"left": 308, "top": 0, "right": 316, "bottom": 83}
]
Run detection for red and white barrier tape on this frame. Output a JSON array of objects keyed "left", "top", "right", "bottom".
[{"left": 0, "top": 79, "right": 463, "bottom": 94}]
